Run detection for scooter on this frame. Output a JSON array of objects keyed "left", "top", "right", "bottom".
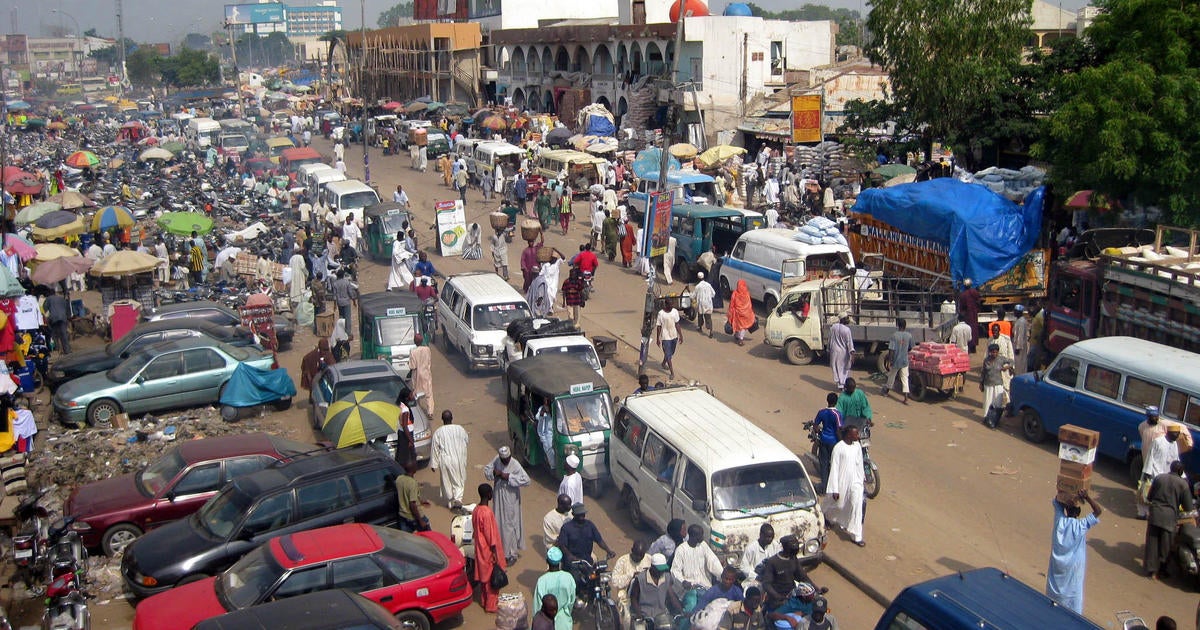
[
  {"left": 449, "top": 504, "right": 476, "bottom": 578},
  {"left": 41, "top": 570, "right": 89, "bottom": 630},
  {"left": 12, "top": 487, "right": 55, "bottom": 592}
]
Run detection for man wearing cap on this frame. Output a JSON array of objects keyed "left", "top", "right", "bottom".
[
  {"left": 806, "top": 597, "right": 837, "bottom": 630},
  {"left": 767, "top": 582, "right": 820, "bottom": 627},
  {"left": 559, "top": 454, "right": 584, "bottom": 506},
  {"left": 533, "top": 547, "right": 576, "bottom": 630},
  {"left": 556, "top": 503, "right": 616, "bottom": 567},
  {"left": 630, "top": 553, "right": 681, "bottom": 622},
  {"left": 829, "top": 314, "right": 854, "bottom": 391},
  {"left": 1146, "top": 460, "right": 1195, "bottom": 579},
  {"left": 1143, "top": 425, "right": 1184, "bottom": 499},
  {"left": 760, "top": 536, "right": 810, "bottom": 612},
  {"left": 542, "top": 494, "right": 573, "bottom": 551},
  {"left": 826, "top": 425, "right": 866, "bottom": 547},
  {"left": 693, "top": 271, "right": 716, "bottom": 338},
  {"left": 612, "top": 541, "right": 652, "bottom": 628},
  {"left": 485, "top": 445, "right": 532, "bottom": 564},
  {"left": 1137, "top": 406, "right": 1168, "bottom": 518}
]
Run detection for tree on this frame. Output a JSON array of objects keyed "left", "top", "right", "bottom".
[
  {"left": 865, "top": 0, "right": 1032, "bottom": 155},
  {"left": 158, "top": 48, "right": 219, "bottom": 87},
  {"left": 1035, "top": 0, "right": 1200, "bottom": 223},
  {"left": 376, "top": 2, "right": 413, "bottom": 28},
  {"left": 126, "top": 48, "right": 162, "bottom": 86},
  {"left": 89, "top": 38, "right": 136, "bottom": 66},
  {"left": 745, "top": 2, "right": 862, "bottom": 46}
]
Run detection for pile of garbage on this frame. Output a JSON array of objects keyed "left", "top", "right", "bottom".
[
  {"left": 963, "top": 165, "right": 1046, "bottom": 203},
  {"left": 791, "top": 141, "right": 866, "bottom": 182}
]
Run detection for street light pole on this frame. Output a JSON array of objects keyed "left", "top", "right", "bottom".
[{"left": 52, "top": 10, "right": 83, "bottom": 100}]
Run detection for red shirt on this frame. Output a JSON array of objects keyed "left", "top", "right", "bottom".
[{"left": 576, "top": 250, "right": 599, "bottom": 273}]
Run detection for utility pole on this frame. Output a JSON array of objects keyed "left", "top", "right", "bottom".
[
  {"left": 116, "top": 0, "right": 126, "bottom": 93},
  {"left": 359, "top": 0, "right": 369, "bottom": 187}
]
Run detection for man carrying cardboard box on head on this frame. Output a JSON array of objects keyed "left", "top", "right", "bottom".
[
  {"left": 1137, "top": 406, "right": 1194, "bottom": 519},
  {"left": 1046, "top": 489, "right": 1102, "bottom": 614},
  {"left": 1140, "top": 421, "right": 1186, "bottom": 520}
]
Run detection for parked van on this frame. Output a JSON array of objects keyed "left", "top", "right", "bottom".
[
  {"left": 629, "top": 170, "right": 718, "bottom": 220},
  {"left": 719, "top": 228, "right": 855, "bottom": 311},
  {"left": 185, "top": 117, "right": 221, "bottom": 149},
  {"left": 875, "top": 568, "right": 1103, "bottom": 630},
  {"left": 535, "top": 149, "right": 608, "bottom": 191},
  {"left": 296, "top": 162, "right": 333, "bottom": 192},
  {"left": 669, "top": 204, "right": 761, "bottom": 282},
  {"left": 320, "top": 180, "right": 379, "bottom": 225},
  {"left": 611, "top": 385, "right": 825, "bottom": 566},
  {"left": 216, "top": 133, "right": 249, "bottom": 163},
  {"left": 1010, "top": 336, "right": 1200, "bottom": 481},
  {"left": 436, "top": 272, "right": 532, "bottom": 371},
  {"left": 302, "top": 165, "right": 346, "bottom": 198},
  {"left": 471, "top": 142, "right": 524, "bottom": 187}
]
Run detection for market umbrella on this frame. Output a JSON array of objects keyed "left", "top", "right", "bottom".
[
  {"left": 480, "top": 116, "right": 508, "bottom": 131},
  {"left": 3, "top": 234, "right": 35, "bottom": 261},
  {"left": 5, "top": 101, "right": 30, "bottom": 111},
  {"left": 35, "top": 211, "right": 82, "bottom": 230},
  {"left": 0, "top": 265, "right": 24, "bottom": 297},
  {"left": 884, "top": 173, "right": 918, "bottom": 187},
  {"left": 425, "top": 101, "right": 445, "bottom": 112},
  {"left": 544, "top": 126, "right": 572, "bottom": 147},
  {"left": 30, "top": 256, "right": 91, "bottom": 286},
  {"left": 1064, "top": 189, "right": 1118, "bottom": 210},
  {"left": 158, "top": 211, "right": 214, "bottom": 236},
  {"left": 24, "top": 119, "right": 46, "bottom": 129},
  {"left": 47, "top": 121, "right": 67, "bottom": 131},
  {"left": 32, "top": 216, "right": 86, "bottom": 240},
  {"left": 91, "top": 205, "right": 135, "bottom": 231},
  {"left": 382, "top": 101, "right": 403, "bottom": 110},
  {"left": 873, "top": 163, "right": 917, "bottom": 179},
  {"left": 138, "top": 136, "right": 159, "bottom": 146},
  {"left": 321, "top": 391, "right": 401, "bottom": 448},
  {"left": 669, "top": 143, "right": 699, "bottom": 160},
  {"left": 34, "top": 243, "right": 81, "bottom": 262},
  {"left": 404, "top": 101, "right": 428, "bottom": 113},
  {"left": 89, "top": 250, "right": 160, "bottom": 277},
  {"left": 5, "top": 173, "right": 43, "bottom": 195},
  {"left": 64, "top": 151, "right": 102, "bottom": 169},
  {"left": 630, "top": 148, "right": 681, "bottom": 179},
  {"left": 695, "top": 145, "right": 747, "bottom": 169},
  {"left": 160, "top": 141, "right": 186, "bottom": 155},
  {"left": 48, "top": 191, "right": 95, "bottom": 209},
  {"left": 472, "top": 108, "right": 493, "bottom": 121},
  {"left": 138, "top": 147, "right": 174, "bottom": 162}
]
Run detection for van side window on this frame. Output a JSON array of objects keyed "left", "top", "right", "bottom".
[
  {"left": 1083, "top": 365, "right": 1121, "bottom": 399},
  {"left": 886, "top": 613, "right": 929, "bottom": 630},
  {"left": 731, "top": 241, "right": 747, "bottom": 260},
  {"left": 1165, "top": 390, "right": 1200, "bottom": 424},
  {"left": 296, "top": 477, "right": 354, "bottom": 520},
  {"left": 1123, "top": 376, "right": 1164, "bottom": 409},
  {"left": 623, "top": 417, "right": 647, "bottom": 454},
  {"left": 1047, "top": 357, "right": 1080, "bottom": 387},
  {"left": 613, "top": 409, "right": 630, "bottom": 442},
  {"left": 350, "top": 468, "right": 393, "bottom": 499},
  {"left": 641, "top": 434, "right": 665, "bottom": 472},
  {"left": 681, "top": 462, "right": 705, "bottom": 500}
]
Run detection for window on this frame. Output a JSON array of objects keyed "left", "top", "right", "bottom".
[
  {"left": 173, "top": 463, "right": 222, "bottom": 496},
  {"left": 141, "top": 354, "right": 183, "bottom": 380},
  {"left": 1164, "top": 390, "right": 1200, "bottom": 424},
  {"left": 1052, "top": 275, "right": 1083, "bottom": 312},
  {"left": 641, "top": 434, "right": 665, "bottom": 471},
  {"left": 272, "top": 566, "right": 328, "bottom": 599},
  {"left": 1083, "top": 365, "right": 1121, "bottom": 399},
  {"left": 1123, "top": 376, "right": 1163, "bottom": 409},
  {"left": 226, "top": 456, "right": 274, "bottom": 481},
  {"left": 623, "top": 416, "right": 647, "bottom": 454},
  {"left": 183, "top": 348, "right": 226, "bottom": 372},
  {"left": 296, "top": 478, "right": 354, "bottom": 520},
  {"left": 331, "top": 556, "right": 390, "bottom": 592},
  {"left": 770, "top": 41, "right": 784, "bottom": 76},
  {"left": 377, "top": 549, "right": 439, "bottom": 582},
  {"left": 887, "top": 612, "right": 929, "bottom": 630},
  {"left": 681, "top": 462, "right": 706, "bottom": 501},
  {"left": 127, "top": 332, "right": 163, "bottom": 351},
  {"left": 1047, "top": 357, "right": 1080, "bottom": 387},
  {"left": 242, "top": 493, "right": 294, "bottom": 535},
  {"left": 657, "top": 447, "right": 678, "bottom": 484},
  {"left": 350, "top": 468, "right": 393, "bottom": 499},
  {"left": 731, "top": 241, "right": 747, "bottom": 260}
]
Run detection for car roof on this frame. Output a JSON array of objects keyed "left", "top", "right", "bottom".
[
  {"left": 235, "top": 448, "right": 392, "bottom": 494},
  {"left": 192, "top": 589, "right": 397, "bottom": 630},
  {"left": 672, "top": 204, "right": 745, "bottom": 219},
  {"left": 359, "top": 292, "right": 426, "bottom": 318},
  {"left": 325, "top": 180, "right": 374, "bottom": 194},
  {"left": 153, "top": 300, "right": 235, "bottom": 317},
  {"left": 446, "top": 271, "right": 526, "bottom": 303},
  {"left": 134, "top": 337, "right": 234, "bottom": 356},
  {"left": 1062, "top": 336, "right": 1200, "bottom": 391},
  {"left": 175, "top": 433, "right": 280, "bottom": 463},
  {"left": 271, "top": 523, "right": 382, "bottom": 570},
  {"left": 125, "top": 318, "right": 238, "bottom": 339},
  {"left": 324, "top": 359, "right": 402, "bottom": 382},
  {"left": 506, "top": 354, "right": 608, "bottom": 396}
]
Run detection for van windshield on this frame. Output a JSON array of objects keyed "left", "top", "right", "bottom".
[
  {"left": 555, "top": 393, "right": 611, "bottom": 435},
  {"left": 472, "top": 303, "right": 531, "bottom": 331},
  {"left": 711, "top": 462, "right": 815, "bottom": 517},
  {"left": 341, "top": 191, "right": 380, "bottom": 210}
]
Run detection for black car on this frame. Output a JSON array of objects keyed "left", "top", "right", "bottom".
[
  {"left": 192, "top": 589, "right": 407, "bottom": 630},
  {"left": 145, "top": 301, "right": 295, "bottom": 346},
  {"left": 47, "top": 319, "right": 258, "bottom": 390},
  {"left": 121, "top": 447, "right": 401, "bottom": 599}
]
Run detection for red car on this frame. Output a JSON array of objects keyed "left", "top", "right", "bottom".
[
  {"left": 132, "top": 524, "right": 471, "bottom": 630},
  {"left": 64, "top": 433, "right": 313, "bottom": 555}
]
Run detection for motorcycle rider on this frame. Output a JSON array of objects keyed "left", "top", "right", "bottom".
[
  {"left": 722, "top": 586, "right": 766, "bottom": 630},
  {"left": 739, "top": 523, "right": 781, "bottom": 588},
  {"left": 612, "top": 541, "right": 652, "bottom": 629},
  {"left": 807, "top": 597, "right": 837, "bottom": 630},
  {"left": 760, "top": 536, "right": 811, "bottom": 612},
  {"left": 532, "top": 547, "right": 576, "bottom": 630},
  {"left": 812, "top": 393, "right": 843, "bottom": 491},
  {"left": 671, "top": 524, "right": 724, "bottom": 592},
  {"left": 630, "top": 553, "right": 682, "bottom": 623},
  {"left": 767, "top": 583, "right": 821, "bottom": 627},
  {"left": 556, "top": 503, "right": 616, "bottom": 590}
]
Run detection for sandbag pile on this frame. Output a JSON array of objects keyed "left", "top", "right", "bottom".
[
  {"left": 791, "top": 141, "right": 863, "bottom": 182},
  {"left": 794, "top": 216, "right": 848, "bottom": 247},
  {"left": 965, "top": 165, "right": 1046, "bottom": 203},
  {"left": 908, "top": 342, "right": 971, "bottom": 375}
]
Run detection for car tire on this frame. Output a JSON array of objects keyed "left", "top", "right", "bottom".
[
  {"left": 86, "top": 399, "right": 121, "bottom": 428},
  {"left": 101, "top": 523, "right": 143, "bottom": 557},
  {"left": 1021, "top": 408, "right": 1047, "bottom": 443},
  {"left": 675, "top": 259, "right": 691, "bottom": 284},
  {"left": 763, "top": 294, "right": 778, "bottom": 315},
  {"left": 394, "top": 610, "right": 431, "bottom": 630},
  {"left": 783, "top": 339, "right": 814, "bottom": 366},
  {"left": 272, "top": 397, "right": 292, "bottom": 411},
  {"left": 623, "top": 486, "right": 647, "bottom": 530}
]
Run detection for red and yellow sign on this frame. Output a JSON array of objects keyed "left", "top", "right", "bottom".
[{"left": 791, "top": 95, "right": 822, "bottom": 143}]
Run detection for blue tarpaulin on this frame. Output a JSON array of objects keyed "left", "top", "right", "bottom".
[
  {"left": 853, "top": 179, "right": 1044, "bottom": 287},
  {"left": 584, "top": 114, "right": 616, "bottom": 138},
  {"left": 219, "top": 363, "right": 297, "bottom": 408}
]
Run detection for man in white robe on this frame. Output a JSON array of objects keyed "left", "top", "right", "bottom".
[
  {"left": 388, "top": 232, "right": 414, "bottom": 291},
  {"left": 558, "top": 454, "right": 584, "bottom": 506},
  {"left": 429, "top": 410, "right": 469, "bottom": 508},
  {"left": 288, "top": 253, "right": 307, "bottom": 302},
  {"left": 829, "top": 314, "right": 854, "bottom": 390},
  {"left": 485, "top": 446, "right": 531, "bottom": 564},
  {"left": 826, "top": 425, "right": 866, "bottom": 546}
]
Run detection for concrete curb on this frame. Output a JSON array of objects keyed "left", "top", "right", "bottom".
[{"left": 822, "top": 552, "right": 893, "bottom": 609}]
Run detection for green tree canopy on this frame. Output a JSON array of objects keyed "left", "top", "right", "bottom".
[
  {"left": 745, "top": 2, "right": 862, "bottom": 46},
  {"left": 125, "top": 48, "right": 162, "bottom": 87},
  {"left": 1036, "top": 0, "right": 1200, "bottom": 223},
  {"left": 377, "top": 2, "right": 413, "bottom": 28},
  {"left": 158, "top": 48, "right": 220, "bottom": 87},
  {"left": 865, "top": 0, "right": 1032, "bottom": 154},
  {"left": 89, "top": 38, "right": 136, "bottom": 66}
]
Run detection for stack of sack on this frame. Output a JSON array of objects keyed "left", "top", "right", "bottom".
[
  {"left": 794, "top": 216, "right": 849, "bottom": 247},
  {"left": 961, "top": 165, "right": 1046, "bottom": 202},
  {"left": 908, "top": 342, "right": 971, "bottom": 375},
  {"left": 791, "top": 141, "right": 857, "bottom": 182}
]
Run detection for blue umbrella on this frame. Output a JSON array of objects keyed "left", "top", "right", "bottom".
[
  {"left": 6, "top": 101, "right": 30, "bottom": 111},
  {"left": 631, "top": 148, "right": 681, "bottom": 179},
  {"left": 35, "top": 210, "right": 81, "bottom": 229}
]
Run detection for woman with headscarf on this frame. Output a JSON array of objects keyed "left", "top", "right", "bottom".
[
  {"left": 526, "top": 265, "right": 553, "bottom": 318},
  {"left": 300, "top": 339, "right": 336, "bottom": 390},
  {"left": 620, "top": 215, "right": 637, "bottom": 268},
  {"left": 329, "top": 317, "right": 351, "bottom": 361},
  {"left": 288, "top": 251, "right": 307, "bottom": 302},
  {"left": 461, "top": 223, "right": 482, "bottom": 260},
  {"left": 727, "top": 279, "right": 756, "bottom": 346}
]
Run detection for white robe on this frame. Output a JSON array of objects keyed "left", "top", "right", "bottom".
[
  {"left": 430, "top": 424, "right": 469, "bottom": 504},
  {"left": 825, "top": 440, "right": 866, "bottom": 542},
  {"left": 388, "top": 239, "right": 414, "bottom": 290},
  {"left": 288, "top": 254, "right": 307, "bottom": 302},
  {"left": 484, "top": 456, "right": 531, "bottom": 558},
  {"left": 559, "top": 472, "right": 583, "bottom": 506}
]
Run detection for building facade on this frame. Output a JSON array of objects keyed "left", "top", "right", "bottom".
[
  {"left": 346, "top": 23, "right": 483, "bottom": 105},
  {"left": 287, "top": 2, "right": 343, "bottom": 37}
]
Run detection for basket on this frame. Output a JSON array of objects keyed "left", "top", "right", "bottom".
[
  {"left": 489, "top": 212, "right": 510, "bottom": 231},
  {"left": 536, "top": 247, "right": 555, "bottom": 263},
  {"left": 520, "top": 219, "right": 542, "bottom": 242}
]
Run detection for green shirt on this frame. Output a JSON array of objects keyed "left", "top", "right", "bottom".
[
  {"left": 395, "top": 475, "right": 419, "bottom": 521},
  {"left": 836, "top": 389, "right": 872, "bottom": 420},
  {"left": 532, "top": 569, "right": 576, "bottom": 630}
]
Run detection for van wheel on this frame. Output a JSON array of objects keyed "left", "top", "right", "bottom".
[
  {"left": 623, "top": 486, "right": 647, "bottom": 530},
  {"left": 1021, "top": 408, "right": 1047, "bottom": 443},
  {"left": 1128, "top": 453, "right": 1144, "bottom": 486},
  {"left": 876, "top": 350, "right": 892, "bottom": 375},
  {"left": 439, "top": 326, "right": 449, "bottom": 352},
  {"left": 674, "top": 259, "right": 691, "bottom": 283},
  {"left": 784, "top": 340, "right": 814, "bottom": 366},
  {"left": 763, "top": 294, "right": 778, "bottom": 315}
]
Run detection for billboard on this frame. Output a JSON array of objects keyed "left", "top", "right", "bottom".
[
  {"left": 791, "top": 94, "right": 822, "bottom": 144},
  {"left": 643, "top": 191, "right": 672, "bottom": 258},
  {"left": 469, "top": 0, "right": 501, "bottom": 18},
  {"left": 224, "top": 3, "right": 286, "bottom": 25}
]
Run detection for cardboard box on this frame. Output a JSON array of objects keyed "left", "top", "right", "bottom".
[
  {"left": 1056, "top": 489, "right": 1083, "bottom": 506},
  {"left": 1058, "top": 424, "right": 1100, "bottom": 449},
  {"left": 1059, "top": 443, "right": 1098, "bottom": 465},
  {"left": 1059, "top": 460, "right": 1094, "bottom": 479},
  {"left": 315, "top": 311, "right": 336, "bottom": 338},
  {"left": 113, "top": 413, "right": 129, "bottom": 429},
  {"left": 1056, "top": 472, "right": 1092, "bottom": 497}
]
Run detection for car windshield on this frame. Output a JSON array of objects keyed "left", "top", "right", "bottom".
[
  {"left": 377, "top": 316, "right": 417, "bottom": 346},
  {"left": 108, "top": 351, "right": 153, "bottom": 383},
  {"left": 197, "top": 487, "right": 253, "bottom": 539},
  {"left": 334, "top": 376, "right": 406, "bottom": 405},
  {"left": 711, "top": 462, "right": 816, "bottom": 518},
  {"left": 137, "top": 450, "right": 186, "bottom": 496},
  {"left": 342, "top": 191, "right": 380, "bottom": 210},
  {"left": 536, "top": 345, "right": 601, "bottom": 370},
  {"left": 221, "top": 135, "right": 248, "bottom": 149},
  {"left": 218, "top": 544, "right": 285, "bottom": 610},
  {"left": 555, "top": 393, "right": 611, "bottom": 435},
  {"left": 472, "top": 303, "right": 531, "bottom": 331}
]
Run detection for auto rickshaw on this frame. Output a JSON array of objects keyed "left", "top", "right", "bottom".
[
  {"left": 363, "top": 201, "right": 414, "bottom": 261},
  {"left": 505, "top": 354, "right": 613, "bottom": 496},
  {"left": 358, "top": 291, "right": 431, "bottom": 378}
]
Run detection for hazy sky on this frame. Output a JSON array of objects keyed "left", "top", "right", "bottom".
[{"left": 9, "top": 0, "right": 1094, "bottom": 44}]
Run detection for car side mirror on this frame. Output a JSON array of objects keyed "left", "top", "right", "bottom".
[
  {"left": 1034, "top": 370, "right": 1042, "bottom": 383},
  {"left": 165, "top": 490, "right": 176, "bottom": 503},
  {"left": 692, "top": 498, "right": 709, "bottom": 513},
  {"left": 135, "top": 374, "right": 146, "bottom": 384}
]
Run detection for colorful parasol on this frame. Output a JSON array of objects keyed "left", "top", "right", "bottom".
[
  {"left": 48, "top": 191, "right": 96, "bottom": 210},
  {"left": 88, "top": 250, "right": 161, "bottom": 277},
  {"left": 64, "top": 151, "right": 102, "bottom": 169},
  {"left": 91, "top": 205, "right": 135, "bottom": 231},
  {"left": 321, "top": 391, "right": 402, "bottom": 448},
  {"left": 157, "top": 211, "right": 214, "bottom": 236}
]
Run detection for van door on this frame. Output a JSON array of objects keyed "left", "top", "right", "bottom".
[
  {"left": 637, "top": 433, "right": 678, "bottom": 530},
  {"left": 781, "top": 258, "right": 807, "bottom": 292},
  {"left": 673, "top": 459, "right": 708, "bottom": 523}
]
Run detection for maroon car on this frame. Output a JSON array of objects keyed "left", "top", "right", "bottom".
[{"left": 64, "top": 433, "right": 313, "bottom": 556}]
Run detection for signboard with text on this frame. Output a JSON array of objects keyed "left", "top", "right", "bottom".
[
  {"left": 643, "top": 191, "right": 673, "bottom": 258},
  {"left": 791, "top": 94, "right": 822, "bottom": 144},
  {"left": 224, "top": 3, "right": 286, "bottom": 25},
  {"left": 435, "top": 200, "right": 467, "bottom": 257}
]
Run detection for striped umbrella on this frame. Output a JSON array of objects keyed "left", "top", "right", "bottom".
[
  {"left": 321, "top": 391, "right": 401, "bottom": 448},
  {"left": 91, "top": 205, "right": 135, "bottom": 231},
  {"left": 64, "top": 151, "right": 101, "bottom": 169}
]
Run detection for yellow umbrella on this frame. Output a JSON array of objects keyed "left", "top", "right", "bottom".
[
  {"left": 89, "top": 250, "right": 161, "bottom": 277},
  {"left": 32, "top": 217, "right": 86, "bottom": 240},
  {"left": 321, "top": 391, "right": 401, "bottom": 448},
  {"left": 669, "top": 143, "right": 699, "bottom": 160},
  {"left": 695, "top": 144, "right": 747, "bottom": 169},
  {"left": 34, "top": 243, "right": 81, "bottom": 262}
]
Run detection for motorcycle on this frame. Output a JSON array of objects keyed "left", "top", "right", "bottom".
[
  {"left": 569, "top": 559, "right": 618, "bottom": 630},
  {"left": 12, "top": 487, "right": 54, "bottom": 592},
  {"left": 449, "top": 504, "right": 476, "bottom": 577},
  {"left": 805, "top": 417, "right": 882, "bottom": 499},
  {"left": 41, "top": 569, "right": 89, "bottom": 630}
]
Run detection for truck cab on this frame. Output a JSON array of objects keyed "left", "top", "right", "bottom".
[
  {"left": 499, "top": 317, "right": 604, "bottom": 377},
  {"left": 628, "top": 170, "right": 717, "bottom": 221},
  {"left": 216, "top": 133, "right": 249, "bottom": 163}
]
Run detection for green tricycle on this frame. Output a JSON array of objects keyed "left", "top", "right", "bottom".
[
  {"left": 363, "top": 201, "right": 415, "bottom": 261},
  {"left": 358, "top": 291, "right": 432, "bottom": 378}
]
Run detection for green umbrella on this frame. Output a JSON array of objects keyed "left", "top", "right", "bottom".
[
  {"left": 873, "top": 163, "right": 917, "bottom": 179},
  {"left": 157, "top": 211, "right": 214, "bottom": 236},
  {"left": 160, "top": 141, "right": 186, "bottom": 154},
  {"left": 322, "top": 391, "right": 401, "bottom": 448},
  {"left": 0, "top": 264, "right": 25, "bottom": 297},
  {"left": 15, "top": 201, "right": 62, "bottom": 225}
]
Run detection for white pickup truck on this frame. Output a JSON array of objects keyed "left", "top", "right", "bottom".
[{"left": 498, "top": 318, "right": 609, "bottom": 377}]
